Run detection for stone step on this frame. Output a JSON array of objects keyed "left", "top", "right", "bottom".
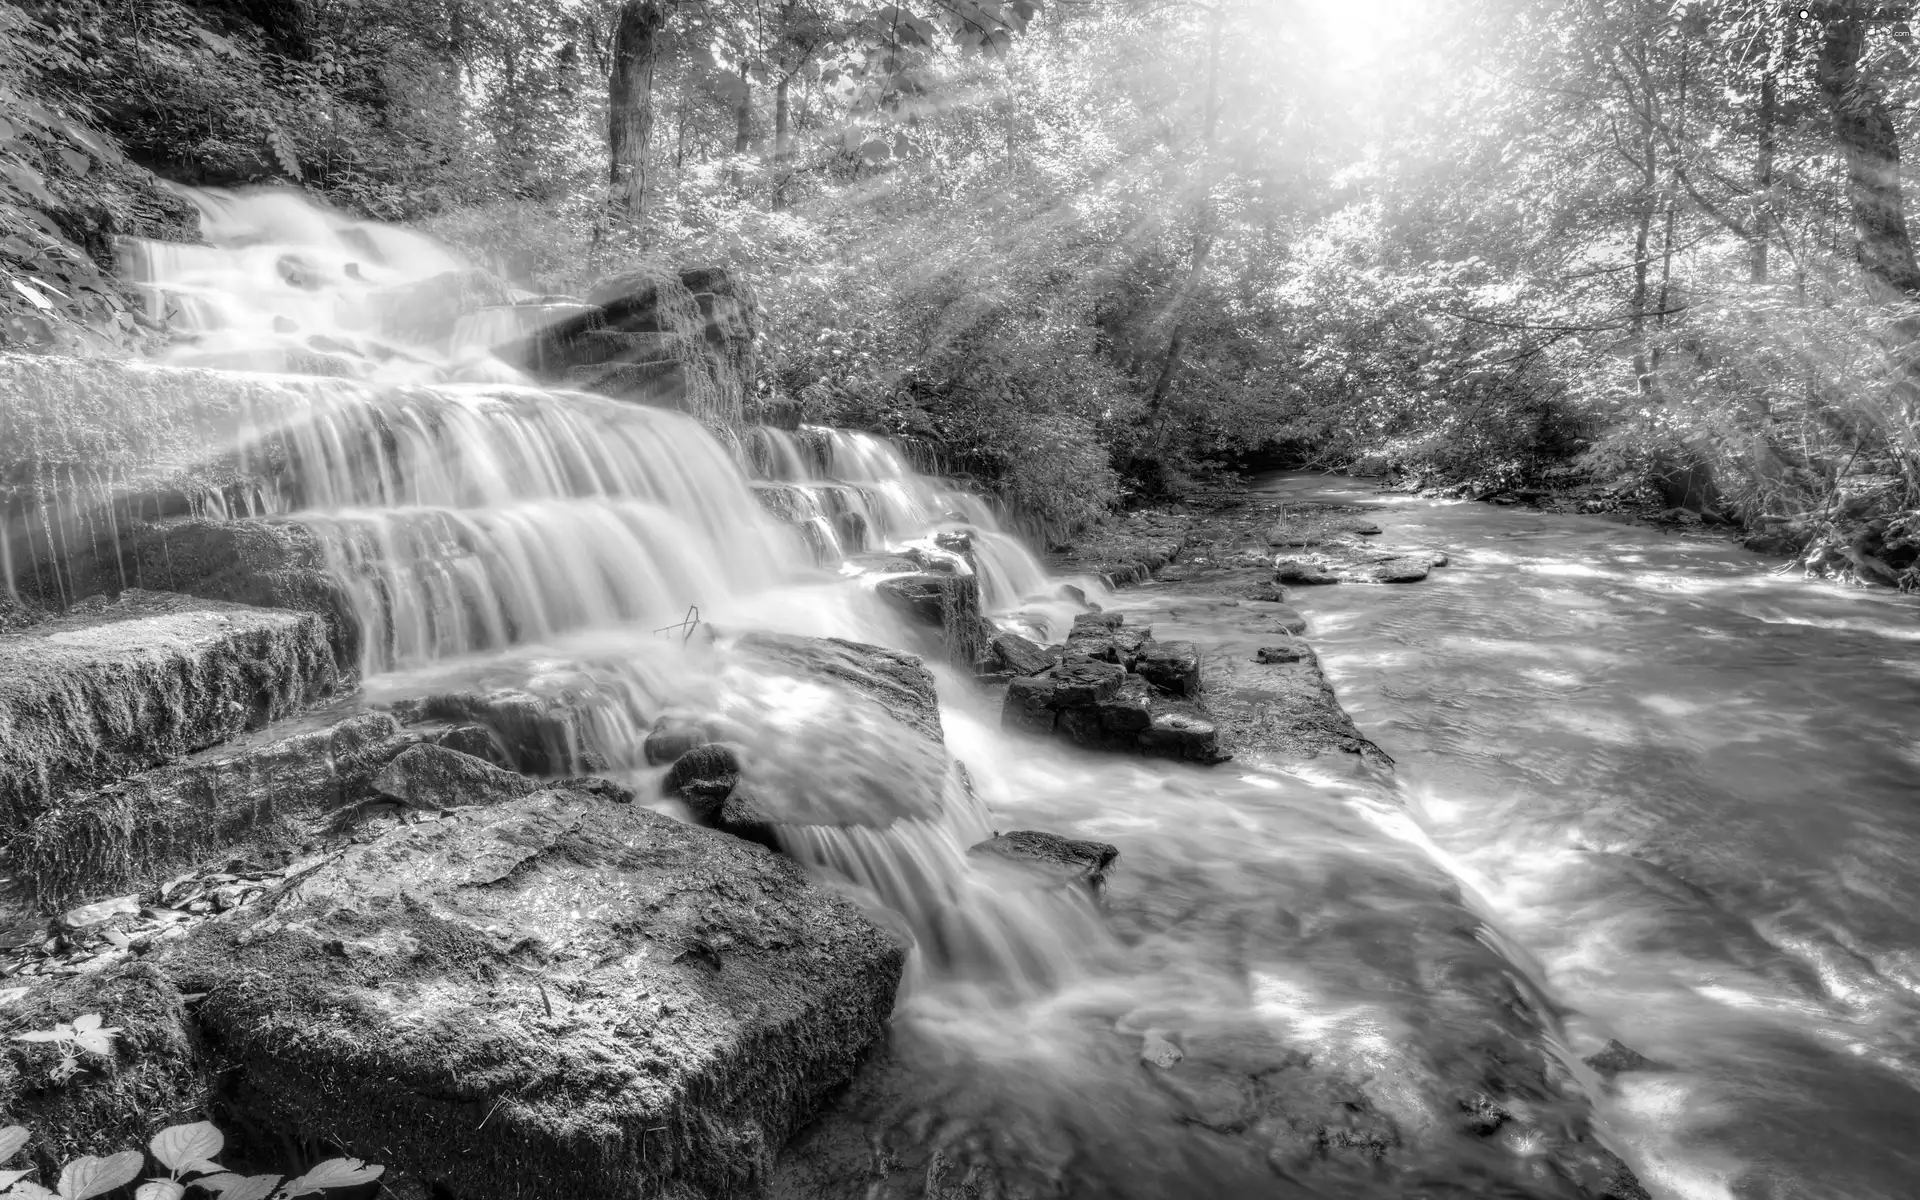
[
  {"left": 159, "top": 788, "right": 905, "bottom": 1200},
  {"left": 13, "top": 709, "right": 428, "bottom": 910},
  {"left": 0, "top": 591, "right": 339, "bottom": 831}
]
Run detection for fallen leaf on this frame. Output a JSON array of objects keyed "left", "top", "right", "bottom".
[{"left": 61, "top": 896, "right": 138, "bottom": 928}]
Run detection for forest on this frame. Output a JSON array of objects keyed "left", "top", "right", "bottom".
[{"left": 2, "top": 0, "right": 1918, "bottom": 581}]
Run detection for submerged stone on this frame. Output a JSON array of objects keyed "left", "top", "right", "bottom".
[
  {"left": 0, "top": 591, "right": 338, "bottom": 830},
  {"left": 1357, "top": 557, "right": 1431, "bottom": 584},
  {"left": 162, "top": 789, "right": 903, "bottom": 1200},
  {"left": 967, "top": 830, "right": 1119, "bottom": 902}
]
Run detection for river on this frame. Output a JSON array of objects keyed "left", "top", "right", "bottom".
[
  {"left": 1266, "top": 473, "right": 1920, "bottom": 1200},
  {"left": 816, "top": 472, "right": 1920, "bottom": 1200}
]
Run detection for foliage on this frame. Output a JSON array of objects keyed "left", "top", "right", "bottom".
[
  {"left": 0, "top": 1119, "right": 382, "bottom": 1200},
  {"left": 8, "top": 1014, "right": 120, "bottom": 1086}
]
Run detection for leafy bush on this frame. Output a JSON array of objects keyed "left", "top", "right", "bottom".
[{"left": 0, "top": 1119, "right": 382, "bottom": 1200}]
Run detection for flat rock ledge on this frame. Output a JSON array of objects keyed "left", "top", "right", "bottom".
[
  {"left": 159, "top": 786, "right": 905, "bottom": 1200},
  {"left": 0, "top": 591, "right": 338, "bottom": 829}
]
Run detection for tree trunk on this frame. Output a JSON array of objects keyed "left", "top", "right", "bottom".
[
  {"left": 1751, "top": 67, "right": 1776, "bottom": 284},
  {"left": 730, "top": 63, "right": 752, "bottom": 191},
  {"left": 608, "top": 0, "right": 668, "bottom": 218},
  {"left": 1145, "top": 9, "right": 1224, "bottom": 434},
  {"left": 1816, "top": 5, "right": 1920, "bottom": 302},
  {"left": 772, "top": 74, "right": 791, "bottom": 211}
]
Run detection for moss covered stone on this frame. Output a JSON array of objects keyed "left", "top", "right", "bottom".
[
  {"left": 0, "top": 591, "right": 339, "bottom": 832},
  {"left": 0, "top": 963, "right": 213, "bottom": 1181},
  {"left": 15, "top": 711, "right": 402, "bottom": 911},
  {"left": 161, "top": 788, "right": 905, "bottom": 1200}
]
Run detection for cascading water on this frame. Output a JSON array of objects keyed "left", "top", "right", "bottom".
[
  {"left": 10, "top": 186, "right": 1100, "bottom": 1002},
  {"left": 5, "top": 188, "right": 1724, "bottom": 1197}
]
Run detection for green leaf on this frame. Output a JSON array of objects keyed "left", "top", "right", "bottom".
[
  {"left": 7, "top": 1181, "right": 59, "bottom": 1200},
  {"left": 57, "top": 1152, "right": 143, "bottom": 1200},
  {"left": 9, "top": 280, "right": 56, "bottom": 312},
  {"left": 71, "top": 1029, "right": 118, "bottom": 1057},
  {"left": 0, "top": 1170, "right": 33, "bottom": 1191},
  {"left": 0, "top": 1129, "right": 26, "bottom": 1164},
  {"left": 134, "top": 1181, "right": 186, "bottom": 1200},
  {"left": 279, "top": 1159, "right": 382, "bottom": 1198},
  {"left": 150, "top": 1125, "right": 224, "bottom": 1175},
  {"left": 193, "top": 1174, "right": 281, "bottom": 1200}
]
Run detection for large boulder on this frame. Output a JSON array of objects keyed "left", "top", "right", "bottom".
[
  {"left": 161, "top": 788, "right": 905, "bottom": 1200},
  {"left": 497, "top": 267, "right": 760, "bottom": 426},
  {"left": 0, "top": 591, "right": 338, "bottom": 831}
]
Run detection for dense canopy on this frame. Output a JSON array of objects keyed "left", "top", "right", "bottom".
[{"left": 3, "top": 0, "right": 1917, "bottom": 574}]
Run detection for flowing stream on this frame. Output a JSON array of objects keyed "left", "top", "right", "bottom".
[
  {"left": 1245, "top": 474, "right": 1920, "bottom": 1199},
  {"left": 12, "top": 191, "right": 1919, "bottom": 1199}
]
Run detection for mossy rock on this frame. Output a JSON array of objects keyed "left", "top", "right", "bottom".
[
  {"left": 161, "top": 788, "right": 905, "bottom": 1200},
  {"left": 0, "top": 963, "right": 213, "bottom": 1182}
]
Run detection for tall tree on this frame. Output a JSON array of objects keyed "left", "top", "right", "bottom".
[
  {"left": 1814, "top": 1, "right": 1920, "bottom": 303},
  {"left": 609, "top": 0, "right": 670, "bottom": 217}
]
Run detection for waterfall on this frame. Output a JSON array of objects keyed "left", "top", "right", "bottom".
[{"left": 2, "top": 185, "right": 1100, "bottom": 993}]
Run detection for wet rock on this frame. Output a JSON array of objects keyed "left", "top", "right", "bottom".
[
  {"left": 986, "top": 631, "right": 1056, "bottom": 677},
  {"left": 1138, "top": 707, "right": 1225, "bottom": 763},
  {"left": 1096, "top": 676, "right": 1155, "bottom": 733},
  {"left": 640, "top": 714, "right": 711, "bottom": 766},
  {"left": 0, "top": 591, "right": 339, "bottom": 830},
  {"left": 1134, "top": 640, "right": 1202, "bottom": 697},
  {"left": 1003, "top": 675, "right": 1060, "bottom": 736},
  {"left": 664, "top": 743, "right": 745, "bottom": 821},
  {"left": 1072, "top": 612, "right": 1125, "bottom": 631},
  {"left": 1255, "top": 644, "right": 1306, "bottom": 664},
  {"left": 1584, "top": 1039, "right": 1662, "bottom": 1078},
  {"left": 1052, "top": 659, "right": 1128, "bottom": 706},
  {"left": 1248, "top": 582, "right": 1289, "bottom": 603},
  {"left": 1262, "top": 605, "right": 1308, "bottom": 635},
  {"left": 21, "top": 518, "right": 363, "bottom": 673},
  {"left": 1140, "top": 1031, "right": 1184, "bottom": 1069},
  {"left": 423, "top": 723, "right": 508, "bottom": 766},
  {"left": 1273, "top": 559, "right": 1339, "bottom": 586},
  {"left": 1357, "top": 557, "right": 1430, "bottom": 584},
  {"left": 0, "top": 962, "right": 212, "bottom": 1181},
  {"left": 967, "top": 830, "right": 1118, "bottom": 901},
  {"left": 371, "top": 743, "right": 537, "bottom": 812},
  {"left": 872, "top": 573, "right": 995, "bottom": 670},
  {"left": 386, "top": 687, "right": 598, "bottom": 776},
  {"left": 162, "top": 789, "right": 903, "bottom": 1200},
  {"left": 733, "top": 634, "right": 944, "bottom": 746}
]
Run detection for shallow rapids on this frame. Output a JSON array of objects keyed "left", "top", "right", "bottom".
[{"left": 1248, "top": 475, "right": 1920, "bottom": 1199}]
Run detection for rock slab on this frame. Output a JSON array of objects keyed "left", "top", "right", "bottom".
[
  {"left": 163, "top": 787, "right": 905, "bottom": 1200},
  {"left": 0, "top": 591, "right": 338, "bottom": 830}
]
